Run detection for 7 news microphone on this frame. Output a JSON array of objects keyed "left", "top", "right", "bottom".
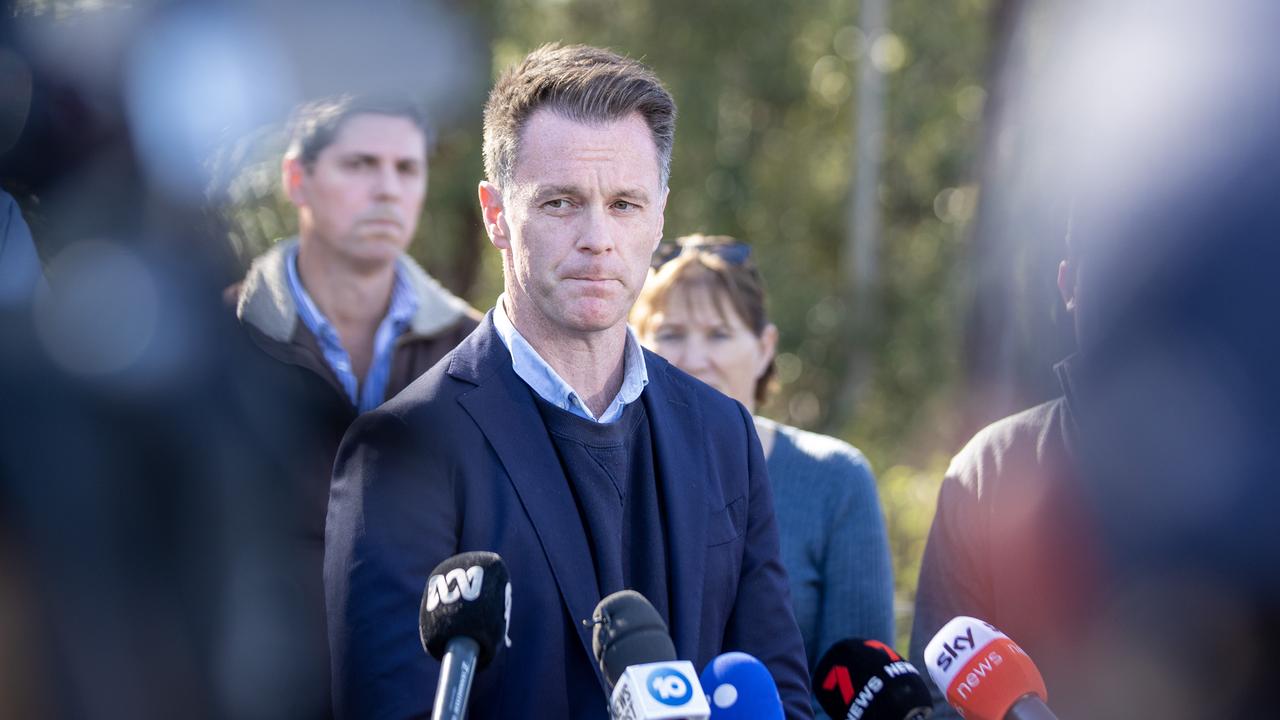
[
  {"left": 419, "top": 551, "right": 513, "bottom": 720},
  {"left": 923, "top": 617, "right": 1056, "bottom": 720},
  {"left": 813, "top": 638, "right": 933, "bottom": 720},
  {"left": 591, "top": 589, "right": 710, "bottom": 719}
]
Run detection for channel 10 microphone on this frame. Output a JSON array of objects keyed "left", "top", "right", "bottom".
[
  {"left": 923, "top": 617, "right": 1055, "bottom": 720},
  {"left": 813, "top": 638, "right": 932, "bottom": 720},
  {"left": 419, "top": 551, "right": 513, "bottom": 720},
  {"left": 699, "top": 651, "right": 783, "bottom": 720},
  {"left": 591, "top": 589, "right": 710, "bottom": 720}
]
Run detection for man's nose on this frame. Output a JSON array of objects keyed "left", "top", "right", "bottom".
[
  {"left": 575, "top": 205, "right": 615, "bottom": 254},
  {"left": 372, "top": 164, "right": 402, "bottom": 200}
]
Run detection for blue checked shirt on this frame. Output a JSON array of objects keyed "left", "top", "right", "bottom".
[
  {"left": 492, "top": 294, "right": 648, "bottom": 424},
  {"left": 286, "top": 246, "right": 418, "bottom": 413}
]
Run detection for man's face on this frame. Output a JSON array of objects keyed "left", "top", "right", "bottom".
[
  {"left": 287, "top": 113, "right": 427, "bottom": 271},
  {"left": 481, "top": 109, "right": 667, "bottom": 339}
]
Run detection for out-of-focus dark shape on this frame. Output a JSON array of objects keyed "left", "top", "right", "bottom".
[
  {"left": 0, "top": 1, "right": 479, "bottom": 718},
  {"left": 0, "top": 188, "right": 43, "bottom": 304},
  {"left": 926, "top": 1, "right": 1280, "bottom": 718}
]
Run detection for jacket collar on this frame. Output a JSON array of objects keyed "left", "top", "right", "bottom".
[
  {"left": 448, "top": 314, "right": 712, "bottom": 677},
  {"left": 235, "top": 237, "right": 473, "bottom": 343}
]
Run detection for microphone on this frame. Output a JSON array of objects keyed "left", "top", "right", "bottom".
[
  {"left": 923, "top": 617, "right": 1056, "bottom": 720},
  {"left": 699, "top": 651, "right": 784, "bottom": 720},
  {"left": 813, "top": 638, "right": 932, "bottom": 720},
  {"left": 591, "top": 589, "right": 711, "bottom": 720},
  {"left": 419, "top": 551, "right": 513, "bottom": 720}
]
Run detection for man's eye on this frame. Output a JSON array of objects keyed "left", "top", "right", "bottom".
[
  {"left": 544, "top": 199, "right": 571, "bottom": 210},
  {"left": 613, "top": 200, "right": 638, "bottom": 211}
]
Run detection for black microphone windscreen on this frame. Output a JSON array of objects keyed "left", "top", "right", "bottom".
[
  {"left": 591, "top": 589, "right": 676, "bottom": 691},
  {"left": 813, "top": 638, "right": 932, "bottom": 720},
  {"left": 419, "top": 551, "right": 511, "bottom": 669}
]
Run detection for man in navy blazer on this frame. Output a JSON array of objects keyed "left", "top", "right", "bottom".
[{"left": 324, "top": 44, "right": 812, "bottom": 719}]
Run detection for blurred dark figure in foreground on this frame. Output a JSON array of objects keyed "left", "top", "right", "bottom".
[
  {"left": 914, "top": 1, "right": 1280, "bottom": 717},
  {"left": 0, "top": 1, "right": 478, "bottom": 718},
  {"left": 0, "top": 188, "right": 43, "bottom": 302},
  {"left": 908, "top": 220, "right": 1103, "bottom": 718}
]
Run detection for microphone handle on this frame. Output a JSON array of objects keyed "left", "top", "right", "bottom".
[
  {"left": 1005, "top": 694, "right": 1058, "bottom": 720},
  {"left": 431, "top": 636, "right": 481, "bottom": 720}
]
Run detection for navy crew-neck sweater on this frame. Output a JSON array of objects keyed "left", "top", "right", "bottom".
[{"left": 531, "top": 392, "right": 670, "bottom": 621}]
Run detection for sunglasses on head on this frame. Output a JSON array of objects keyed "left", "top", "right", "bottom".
[{"left": 651, "top": 241, "right": 753, "bottom": 269}]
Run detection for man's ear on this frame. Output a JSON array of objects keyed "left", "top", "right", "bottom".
[
  {"left": 478, "top": 181, "right": 510, "bottom": 250},
  {"left": 1058, "top": 259, "right": 1077, "bottom": 312},
  {"left": 652, "top": 185, "right": 670, "bottom": 254},
  {"left": 282, "top": 156, "right": 306, "bottom": 207}
]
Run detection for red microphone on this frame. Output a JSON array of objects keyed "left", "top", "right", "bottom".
[{"left": 923, "top": 617, "right": 1055, "bottom": 720}]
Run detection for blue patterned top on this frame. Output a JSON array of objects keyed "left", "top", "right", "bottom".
[{"left": 760, "top": 417, "right": 895, "bottom": 718}]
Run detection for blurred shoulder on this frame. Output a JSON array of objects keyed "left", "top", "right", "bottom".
[{"left": 947, "top": 397, "right": 1065, "bottom": 496}]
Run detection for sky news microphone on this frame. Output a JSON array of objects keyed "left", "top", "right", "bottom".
[
  {"left": 923, "top": 617, "right": 1055, "bottom": 720},
  {"left": 813, "top": 638, "right": 932, "bottom": 720},
  {"left": 591, "top": 589, "right": 711, "bottom": 720},
  {"left": 699, "top": 651, "right": 784, "bottom": 720},
  {"left": 419, "top": 551, "right": 513, "bottom": 720}
]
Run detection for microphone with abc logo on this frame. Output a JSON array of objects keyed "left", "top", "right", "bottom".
[
  {"left": 419, "top": 551, "right": 513, "bottom": 720},
  {"left": 591, "top": 589, "right": 711, "bottom": 719}
]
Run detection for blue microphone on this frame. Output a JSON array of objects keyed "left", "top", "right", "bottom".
[{"left": 699, "top": 651, "right": 784, "bottom": 720}]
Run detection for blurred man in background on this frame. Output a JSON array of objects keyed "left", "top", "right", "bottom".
[
  {"left": 228, "top": 95, "right": 480, "bottom": 417},
  {"left": 225, "top": 94, "right": 479, "bottom": 718}
]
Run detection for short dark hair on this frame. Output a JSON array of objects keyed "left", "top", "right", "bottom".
[
  {"left": 285, "top": 94, "right": 431, "bottom": 169},
  {"left": 482, "top": 43, "right": 677, "bottom": 190}
]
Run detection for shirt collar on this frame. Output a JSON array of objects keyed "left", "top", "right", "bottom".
[
  {"left": 286, "top": 245, "right": 418, "bottom": 334},
  {"left": 492, "top": 293, "right": 648, "bottom": 423}
]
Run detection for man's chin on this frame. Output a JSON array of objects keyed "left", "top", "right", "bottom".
[
  {"left": 342, "top": 242, "right": 406, "bottom": 273},
  {"left": 558, "top": 304, "right": 627, "bottom": 336}
]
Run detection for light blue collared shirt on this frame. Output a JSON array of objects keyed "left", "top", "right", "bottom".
[
  {"left": 492, "top": 294, "right": 648, "bottom": 424},
  {"left": 286, "top": 245, "right": 418, "bottom": 413}
]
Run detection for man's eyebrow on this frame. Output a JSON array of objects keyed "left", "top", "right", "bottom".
[
  {"left": 612, "top": 187, "right": 651, "bottom": 204},
  {"left": 336, "top": 151, "right": 422, "bottom": 164},
  {"left": 533, "top": 184, "right": 582, "bottom": 199}
]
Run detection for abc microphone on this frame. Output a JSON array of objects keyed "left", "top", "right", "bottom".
[
  {"left": 923, "top": 617, "right": 1056, "bottom": 720},
  {"left": 813, "top": 638, "right": 932, "bottom": 720},
  {"left": 419, "top": 551, "right": 513, "bottom": 720},
  {"left": 699, "top": 651, "right": 784, "bottom": 720},
  {"left": 591, "top": 589, "right": 711, "bottom": 720}
]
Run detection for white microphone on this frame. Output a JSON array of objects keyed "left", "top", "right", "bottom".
[
  {"left": 591, "top": 590, "right": 710, "bottom": 720},
  {"left": 609, "top": 660, "right": 711, "bottom": 720}
]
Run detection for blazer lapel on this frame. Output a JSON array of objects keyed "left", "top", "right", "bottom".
[
  {"left": 642, "top": 355, "right": 709, "bottom": 662},
  {"left": 450, "top": 317, "right": 605, "bottom": 684}
]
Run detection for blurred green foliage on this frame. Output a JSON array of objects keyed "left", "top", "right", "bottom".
[{"left": 217, "top": 0, "right": 994, "bottom": 651}]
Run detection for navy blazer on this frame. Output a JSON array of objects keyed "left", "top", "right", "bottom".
[{"left": 324, "top": 314, "right": 812, "bottom": 719}]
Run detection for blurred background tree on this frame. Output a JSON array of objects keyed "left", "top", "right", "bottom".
[{"left": 210, "top": 0, "right": 1074, "bottom": 651}]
